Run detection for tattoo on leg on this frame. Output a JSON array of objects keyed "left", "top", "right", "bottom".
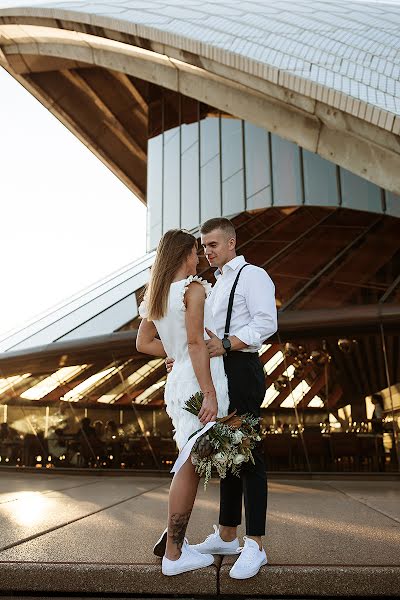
[{"left": 168, "top": 509, "right": 192, "bottom": 550}]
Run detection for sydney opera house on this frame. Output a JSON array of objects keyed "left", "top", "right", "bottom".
[{"left": 0, "top": 0, "right": 399, "bottom": 473}]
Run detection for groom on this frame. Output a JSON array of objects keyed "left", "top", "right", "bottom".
[
  {"left": 192, "top": 217, "right": 277, "bottom": 579},
  {"left": 165, "top": 217, "right": 277, "bottom": 579}
]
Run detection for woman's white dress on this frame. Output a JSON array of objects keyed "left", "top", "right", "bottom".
[{"left": 138, "top": 275, "right": 230, "bottom": 452}]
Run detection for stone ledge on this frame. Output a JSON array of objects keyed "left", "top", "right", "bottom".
[
  {"left": 0, "top": 561, "right": 219, "bottom": 596},
  {"left": 219, "top": 565, "right": 400, "bottom": 597},
  {"left": 0, "top": 562, "right": 399, "bottom": 597}
]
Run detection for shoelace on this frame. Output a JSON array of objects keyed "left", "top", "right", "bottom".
[
  {"left": 204, "top": 524, "right": 219, "bottom": 541},
  {"left": 235, "top": 537, "right": 261, "bottom": 565}
]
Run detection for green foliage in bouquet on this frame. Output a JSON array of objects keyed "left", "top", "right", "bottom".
[{"left": 184, "top": 391, "right": 262, "bottom": 489}]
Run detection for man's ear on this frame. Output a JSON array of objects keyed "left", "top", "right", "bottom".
[{"left": 228, "top": 236, "right": 236, "bottom": 250}]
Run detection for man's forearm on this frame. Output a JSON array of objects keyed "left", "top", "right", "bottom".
[{"left": 228, "top": 335, "right": 249, "bottom": 351}]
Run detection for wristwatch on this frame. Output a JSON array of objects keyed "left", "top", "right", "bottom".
[{"left": 222, "top": 337, "right": 232, "bottom": 353}]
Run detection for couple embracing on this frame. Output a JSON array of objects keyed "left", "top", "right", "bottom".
[{"left": 136, "top": 217, "right": 277, "bottom": 579}]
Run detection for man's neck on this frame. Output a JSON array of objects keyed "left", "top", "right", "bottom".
[{"left": 216, "top": 253, "right": 237, "bottom": 272}]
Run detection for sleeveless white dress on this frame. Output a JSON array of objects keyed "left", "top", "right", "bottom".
[{"left": 138, "top": 275, "right": 230, "bottom": 452}]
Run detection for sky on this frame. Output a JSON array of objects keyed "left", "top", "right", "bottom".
[{"left": 0, "top": 67, "right": 147, "bottom": 339}]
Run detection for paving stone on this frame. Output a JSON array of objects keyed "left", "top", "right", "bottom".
[{"left": 0, "top": 474, "right": 399, "bottom": 596}]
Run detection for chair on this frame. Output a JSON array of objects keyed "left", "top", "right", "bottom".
[
  {"left": 329, "top": 433, "right": 360, "bottom": 471},
  {"left": 22, "top": 434, "right": 49, "bottom": 467},
  {"left": 293, "top": 432, "right": 331, "bottom": 471},
  {"left": 264, "top": 434, "right": 293, "bottom": 470}
]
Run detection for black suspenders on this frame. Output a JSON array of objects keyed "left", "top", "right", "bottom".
[{"left": 224, "top": 264, "right": 250, "bottom": 339}]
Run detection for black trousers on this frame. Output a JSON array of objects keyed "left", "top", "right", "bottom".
[{"left": 219, "top": 351, "right": 267, "bottom": 536}]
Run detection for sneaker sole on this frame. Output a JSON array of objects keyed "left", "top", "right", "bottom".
[
  {"left": 162, "top": 556, "right": 215, "bottom": 576},
  {"left": 229, "top": 557, "right": 268, "bottom": 579},
  {"left": 192, "top": 549, "right": 239, "bottom": 555},
  {"left": 153, "top": 530, "right": 167, "bottom": 557}
]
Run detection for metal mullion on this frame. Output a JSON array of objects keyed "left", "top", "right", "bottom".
[
  {"left": 299, "top": 146, "right": 305, "bottom": 204},
  {"left": 260, "top": 209, "right": 337, "bottom": 270},
  {"left": 161, "top": 93, "right": 165, "bottom": 235},
  {"left": 178, "top": 93, "right": 182, "bottom": 228},
  {"left": 336, "top": 165, "right": 342, "bottom": 206},
  {"left": 281, "top": 215, "right": 383, "bottom": 311},
  {"left": 197, "top": 101, "right": 201, "bottom": 226},
  {"left": 268, "top": 131, "right": 274, "bottom": 206},
  {"left": 219, "top": 113, "right": 223, "bottom": 216},
  {"left": 379, "top": 272, "right": 400, "bottom": 304},
  {"left": 242, "top": 120, "right": 247, "bottom": 211}
]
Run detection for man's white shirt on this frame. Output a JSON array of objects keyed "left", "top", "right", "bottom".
[{"left": 208, "top": 255, "right": 277, "bottom": 353}]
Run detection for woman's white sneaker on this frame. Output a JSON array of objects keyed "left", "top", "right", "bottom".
[
  {"left": 229, "top": 536, "right": 268, "bottom": 579},
  {"left": 189, "top": 524, "right": 239, "bottom": 555},
  {"left": 161, "top": 540, "right": 214, "bottom": 576}
]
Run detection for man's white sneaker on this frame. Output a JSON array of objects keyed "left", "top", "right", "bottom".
[
  {"left": 161, "top": 540, "right": 214, "bottom": 576},
  {"left": 229, "top": 536, "right": 268, "bottom": 579},
  {"left": 189, "top": 524, "right": 239, "bottom": 555}
]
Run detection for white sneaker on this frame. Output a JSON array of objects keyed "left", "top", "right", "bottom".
[
  {"left": 154, "top": 527, "right": 207, "bottom": 559},
  {"left": 229, "top": 536, "right": 268, "bottom": 579},
  {"left": 189, "top": 524, "right": 239, "bottom": 555},
  {"left": 162, "top": 539, "right": 214, "bottom": 576}
]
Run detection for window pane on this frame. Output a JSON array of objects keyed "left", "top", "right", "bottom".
[
  {"left": 247, "top": 186, "right": 271, "bottom": 210},
  {"left": 340, "top": 167, "right": 382, "bottom": 213},
  {"left": 221, "top": 119, "right": 243, "bottom": 181},
  {"left": 147, "top": 134, "right": 163, "bottom": 250},
  {"left": 244, "top": 122, "right": 271, "bottom": 202},
  {"left": 200, "top": 155, "right": 221, "bottom": 221},
  {"left": 385, "top": 191, "right": 400, "bottom": 218},
  {"left": 303, "top": 149, "right": 339, "bottom": 206},
  {"left": 200, "top": 117, "right": 219, "bottom": 166},
  {"left": 181, "top": 141, "right": 200, "bottom": 230},
  {"left": 271, "top": 134, "right": 303, "bottom": 205},
  {"left": 181, "top": 120, "right": 198, "bottom": 153},
  {"left": 222, "top": 169, "right": 245, "bottom": 216},
  {"left": 163, "top": 127, "right": 180, "bottom": 231}
]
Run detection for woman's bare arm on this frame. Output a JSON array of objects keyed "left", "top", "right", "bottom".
[
  {"left": 136, "top": 318, "right": 167, "bottom": 357},
  {"left": 185, "top": 282, "right": 217, "bottom": 424}
]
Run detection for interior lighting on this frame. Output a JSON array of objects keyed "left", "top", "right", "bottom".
[
  {"left": 21, "top": 366, "right": 87, "bottom": 400},
  {"left": 62, "top": 367, "right": 114, "bottom": 401}
]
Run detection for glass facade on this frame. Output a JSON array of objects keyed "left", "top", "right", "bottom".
[{"left": 147, "top": 91, "right": 398, "bottom": 251}]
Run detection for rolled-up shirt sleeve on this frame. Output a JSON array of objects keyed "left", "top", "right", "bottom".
[{"left": 234, "top": 269, "right": 277, "bottom": 350}]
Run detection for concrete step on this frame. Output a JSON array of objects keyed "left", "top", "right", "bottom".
[
  {"left": 0, "top": 561, "right": 399, "bottom": 597},
  {"left": 0, "top": 473, "right": 398, "bottom": 597}
]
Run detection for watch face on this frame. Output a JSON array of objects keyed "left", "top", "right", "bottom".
[{"left": 222, "top": 338, "right": 231, "bottom": 350}]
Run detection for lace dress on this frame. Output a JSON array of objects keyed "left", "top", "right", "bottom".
[{"left": 139, "top": 275, "right": 230, "bottom": 451}]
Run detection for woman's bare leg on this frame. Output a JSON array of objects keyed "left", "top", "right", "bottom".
[{"left": 165, "top": 457, "right": 200, "bottom": 560}]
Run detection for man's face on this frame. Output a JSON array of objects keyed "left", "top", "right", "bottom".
[{"left": 201, "top": 228, "right": 235, "bottom": 269}]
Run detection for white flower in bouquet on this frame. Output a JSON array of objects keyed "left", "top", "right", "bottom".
[
  {"left": 214, "top": 451, "right": 227, "bottom": 464},
  {"left": 232, "top": 430, "right": 244, "bottom": 444},
  {"left": 183, "top": 391, "right": 262, "bottom": 489},
  {"left": 233, "top": 453, "right": 246, "bottom": 465}
]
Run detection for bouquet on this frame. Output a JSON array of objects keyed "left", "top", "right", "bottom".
[{"left": 184, "top": 391, "right": 262, "bottom": 489}]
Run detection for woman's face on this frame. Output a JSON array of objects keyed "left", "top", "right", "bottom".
[{"left": 186, "top": 244, "right": 199, "bottom": 276}]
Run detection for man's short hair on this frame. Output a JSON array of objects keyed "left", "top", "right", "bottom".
[{"left": 200, "top": 217, "right": 236, "bottom": 239}]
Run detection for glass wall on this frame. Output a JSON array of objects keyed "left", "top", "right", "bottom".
[{"left": 147, "top": 91, "right": 399, "bottom": 250}]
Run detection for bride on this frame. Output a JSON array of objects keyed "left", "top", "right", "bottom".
[{"left": 136, "top": 229, "right": 229, "bottom": 576}]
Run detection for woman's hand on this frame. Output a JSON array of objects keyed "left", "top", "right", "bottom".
[
  {"left": 165, "top": 357, "right": 175, "bottom": 373},
  {"left": 198, "top": 390, "right": 218, "bottom": 425}
]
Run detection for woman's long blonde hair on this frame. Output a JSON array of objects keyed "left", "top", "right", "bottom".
[{"left": 144, "top": 229, "right": 197, "bottom": 320}]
